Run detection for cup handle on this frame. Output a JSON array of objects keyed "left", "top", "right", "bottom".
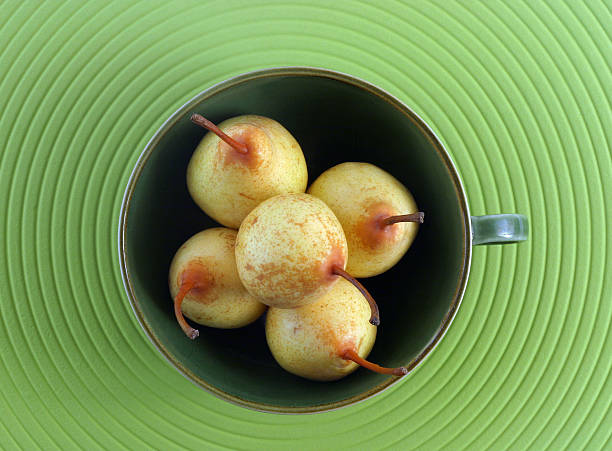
[{"left": 471, "top": 214, "right": 529, "bottom": 245}]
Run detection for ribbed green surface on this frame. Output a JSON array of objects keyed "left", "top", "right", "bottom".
[{"left": 0, "top": 0, "right": 610, "bottom": 449}]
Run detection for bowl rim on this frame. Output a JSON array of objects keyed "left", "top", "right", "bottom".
[{"left": 117, "top": 66, "right": 472, "bottom": 414}]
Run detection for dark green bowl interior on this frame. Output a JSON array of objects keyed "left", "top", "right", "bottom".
[{"left": 123, "top": 70, "right": 469, "bottom": 412}]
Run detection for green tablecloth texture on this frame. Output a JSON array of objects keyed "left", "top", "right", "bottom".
[{"left": 0, "top": 1, "right": 610, "bottom": 449}]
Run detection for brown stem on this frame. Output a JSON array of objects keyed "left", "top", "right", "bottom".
[
  {"left": 382, "top": 212, "right": 425, "bottom": 226},
  {"left": 342, "top": 348, "right": 408, "bottom": 376},
  {"left": 332, "top": 265, "right": 380, "bottom": 326},
  {"left": 174, "top": 279, "right": 199, "bottom": 340},
  {"left": 190, "top": 113, "right": 249, "bottom": 154}
]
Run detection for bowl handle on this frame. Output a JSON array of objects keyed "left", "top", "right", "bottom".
[{"left": 471, "top": 214, "right": 529, "bottom": 245}]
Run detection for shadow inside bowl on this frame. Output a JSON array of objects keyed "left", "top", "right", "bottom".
[{"left": 122, "top": 71, "right": 468, "bottom": 412}]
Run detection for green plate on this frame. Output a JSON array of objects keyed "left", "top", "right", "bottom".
[{"left": 0, "top": 1, "right": 610, "bottom": 449}]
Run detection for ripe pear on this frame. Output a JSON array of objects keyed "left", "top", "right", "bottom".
[
  {"left": 308, "top": 162, "right": 424, "bottom": 278},
  {"left": 169, "top": 228, "right": 266, "bottom": 338},
  {"left": 266, "top": 278, "right": 407, "bottom": 381},
  {"left": 235, "top": 193, "right": 380, "bottom": 324},
  {"left": 187, "top": 114, "right": 308, "bottom": 228}
]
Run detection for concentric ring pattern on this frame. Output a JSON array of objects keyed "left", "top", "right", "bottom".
[{"left": 0, "top": 0, "right": 610, "bottom": 449}]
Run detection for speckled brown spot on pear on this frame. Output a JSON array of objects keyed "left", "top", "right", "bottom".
[
  {"left": 356, "top": 201, "right": 402, "bottom": 249},
  {"left": 219, "top": 127, "right": 265, "bottom": 169},
  {"left": 317, "top": 245, "right": 347, "bottom": 283},
  {"left": 178, "top": 260, "right": 216, "bottom": 304}
]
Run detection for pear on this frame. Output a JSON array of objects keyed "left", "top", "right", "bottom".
[
  {"left": 266, "top": 278, "right": 407, "bottom": 381},
  {"left": 187, "top": 114, "right": 308, "bottom": 228},
  {"left": 308, "top": 162, "right": 424, "bottom": 278},
  {"left": 235, "top": 193, "right": 380, "bottom": 324},
  {"left": 169, "top": 227, "right": 266, "bottom": 339}
]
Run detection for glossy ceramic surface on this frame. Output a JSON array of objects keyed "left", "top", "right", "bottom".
[{"left": 119, "top": 68, "right": 471, "bottom": 412}]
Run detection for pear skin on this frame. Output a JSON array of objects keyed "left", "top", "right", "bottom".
[
  {"left": 266, "top": 278, "right": 405, "bottom": 381},
  {"left": 308, "top": 162, "right": 422, "bottom": 278},
  {"left": 187, "top": 115, "right": 308, "bottom": 228},
  {"left": 235, "top": 193, "right": 348, "bottom": 309},
  {"left": 169, "top": 228, "right": 266, "bottom": 337}
]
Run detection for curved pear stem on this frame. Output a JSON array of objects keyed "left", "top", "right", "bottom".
[
  {"left": 332, "top": 265, "right": 380, "bottom": 326},
  {"left": 174, "top": 279, "right": 199, "bottom": 340},
  {"left": 342, "top": 348, "right": 408, "bottom": 376},
  {"left": 190, "top": 113, "right": 249, "bottom": 154},
  {"left": 382, "top": 212, "right": 425, "bottom": 226}
]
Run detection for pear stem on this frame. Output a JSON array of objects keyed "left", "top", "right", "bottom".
[
  {"left": 190, "top": 113, "right": 249, "bottom": 154},
  {"left": 382, "top": 212, "right": 424, "bottom": 226},
  {"left": 174, "top": 279, "right": 200, "bottom": 340},
  {"left": 342, "top": 348, "right": 408, "bottom": 376},
  {"left": 332, "top": 265, "right": 380, "bottom": 326}
]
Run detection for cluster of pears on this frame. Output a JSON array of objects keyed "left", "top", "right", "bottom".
[{"left": 168, "top": 113, "right": 424, "bottom": 381}]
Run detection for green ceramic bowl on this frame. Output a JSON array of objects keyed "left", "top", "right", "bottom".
[{"left": 119, "top": 67, "right": 527, "bottom": 413}]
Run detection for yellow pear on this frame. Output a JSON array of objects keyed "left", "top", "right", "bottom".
[
  {"left": 169, "top": 228, "right": 266, "bottom": 338},
  {"left": 308, "top": 162, "right": 423, "bottom": 278},
  {"left": 266, "top": 278, "right": 407, "bottom": 381},
  {"left": 187, "top": 114, "right": 308, "bottom": 229},
  {"left": 235, "top": 193, "right": 380, "bottom": 324}
]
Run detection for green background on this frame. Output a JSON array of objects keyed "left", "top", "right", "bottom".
[{"left": 0, "top": 0, "right": 610, "bottom": 449}]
